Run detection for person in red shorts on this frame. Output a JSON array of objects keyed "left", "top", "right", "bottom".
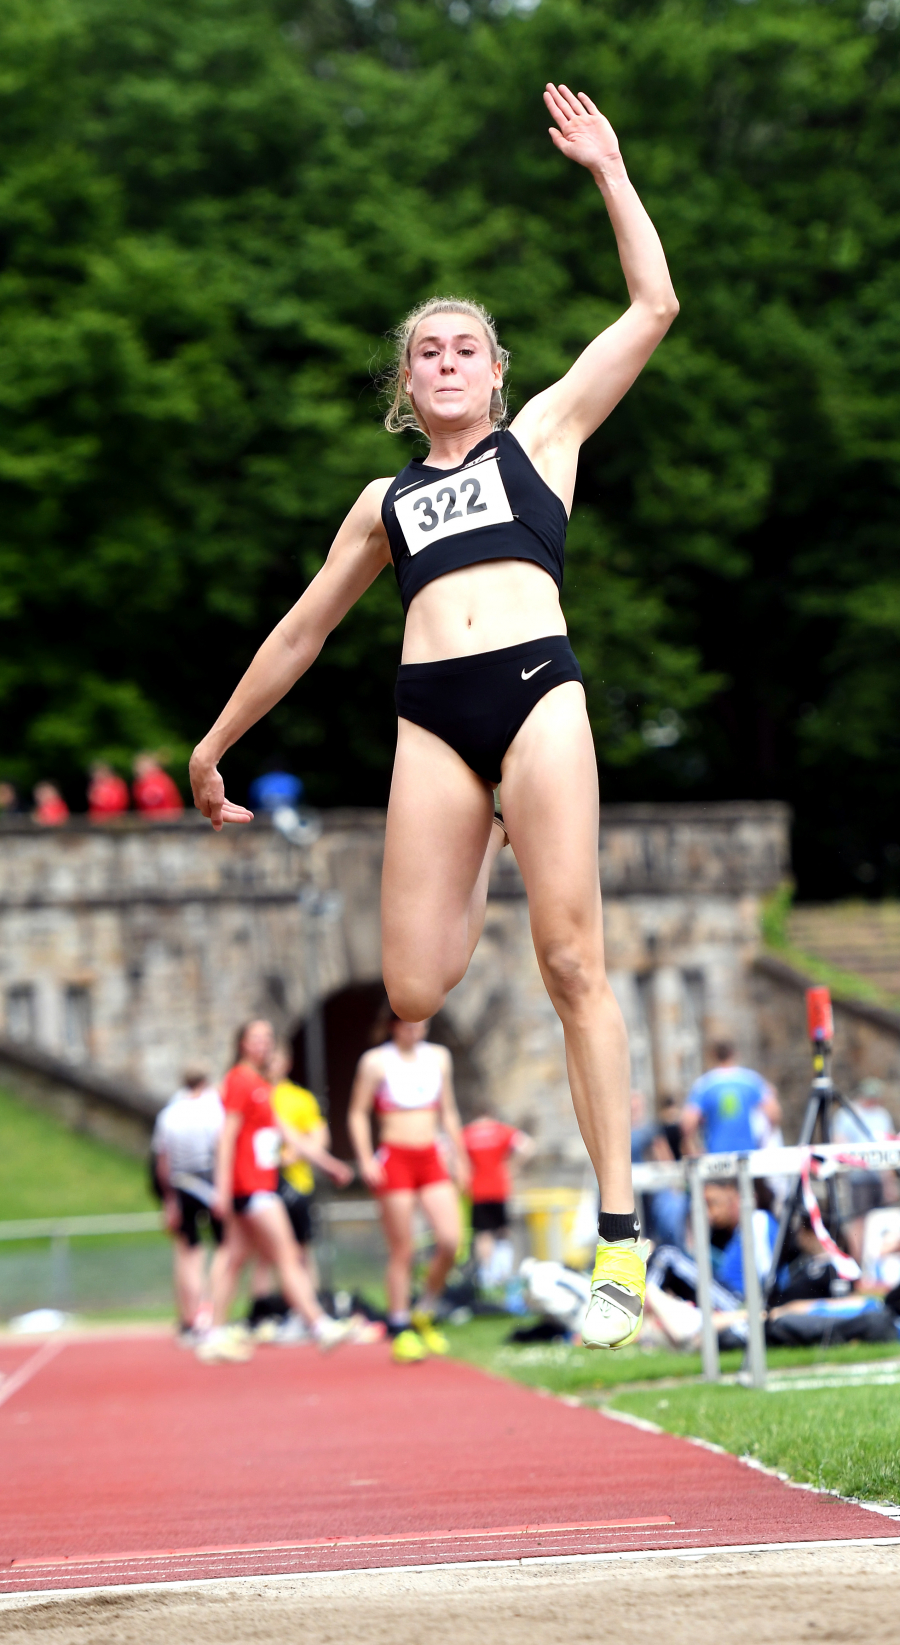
[
  {"left": 348, "top": 1010, "right": 469, "bottom": 1363},
  {"left": 132, "top": 752, "right": 183, "bottom": 816},
  {"left": 197, "top": 1018, "right": 348, "bottom": 1360},
  {"left": 462, "top": 1112, "right": 535, "bottom": 1291},
  {"left": 87, "top": 762, "right": 130, "bottom": 820}
]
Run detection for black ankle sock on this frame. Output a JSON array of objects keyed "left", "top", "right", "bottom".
[{"left": 598, "top": 1210, "right": 640, "bottom": 1243}]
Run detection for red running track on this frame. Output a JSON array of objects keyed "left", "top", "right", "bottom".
[{"left": 0, "top": 1333, "right": 894, "bottom": 1593}]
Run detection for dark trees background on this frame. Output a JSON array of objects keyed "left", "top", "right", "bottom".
[{"left": 1, "top": 0, "right": 899, "bottom": 896}]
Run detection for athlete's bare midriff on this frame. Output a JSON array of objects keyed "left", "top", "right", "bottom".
[
  {"left": 399, "top": 557, "right": 568, "bottom": 665},
  {"left": 377, "top": 1107, "right": 440, "bottom": 1148}
]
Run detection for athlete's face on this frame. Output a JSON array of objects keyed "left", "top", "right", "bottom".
[
  {"left": 405, "top": 316, "right": 502, "bottom": 433},
  {"left": 241, "top": 1019, "right": 275, "bottom": 1072},
  {"left": 704, "top": 1184, "right": 740, "bottom": 1232}
]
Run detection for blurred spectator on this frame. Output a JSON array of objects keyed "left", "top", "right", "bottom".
[
  {"left": 832, "top": 1078, "right": 899, "bottom": 1256},
  {"left": 833, "top": 1078, "right": 896, "bottom": 1151},
  {"left": 658, "top": 1095, "right": 683, "bottom": 1160},
  {"left": 462, "top": 1111, "right": 535, "bottom": 1291},
  {"left": 0, "top": 781, "right": 21, "bottom": 813},
  {"left": 681, "top": 1039, "right": 781, "bottom": 1156},
  {"left": 647, "top": 1179, "right": 779, "bottom": 1307},
  {"left": 632, "top": 1092, "right": 688, "bottom": 1250},
  {"left": 152, "top": 1067, "right": 226, "bottom": 1343},
  {"left": 132, "top": 753, "right": 183, "bottom": 816},
  {"left": 629, "top": 1090, "right": 656, "bottom": 1163},
  {"left": 32, "top": 782, "right": 69, "bottom": 826},
  {"left": 87, "top": 762, "right": 130, "bottom": 820},
  {"left": 247, "top": 1041, "right": 353, "bottom": 1337},
  {"left": 248, "top": 770, "right": 303, "bottom": 812}
]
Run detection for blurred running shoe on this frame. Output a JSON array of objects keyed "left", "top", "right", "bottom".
[
  {"left": 392, "top": 1327, "right": 429, "bottom": 1364},
  {"left": 252, "top": 1317, "right": 281, "bottom": 1344},
  {"left": 273, "top": 1313, "right": 309, "bottom": 1345},
  {"left": 582, "top": 1239, "right": 649, "bottom": 1350},
  {"left": 313, "top": 1314, "right": 352, "bottom": 1352},
  {"left": 195, "top": 1327, "right": 254, "bottom": 1364},
  {"left": 410, "top": 1310, "right": 449, "bottom": 1355}
]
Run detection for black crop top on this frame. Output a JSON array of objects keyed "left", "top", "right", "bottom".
[{"left": 381, "top": 429, "right": 568, "bottom": 614}]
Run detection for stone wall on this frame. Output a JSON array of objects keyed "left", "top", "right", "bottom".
[{"left": 0, "top": 803, "right": 792, "bottom": 1170}]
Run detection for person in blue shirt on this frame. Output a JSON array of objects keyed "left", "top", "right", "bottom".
[{"left": 681, "top": 1039, "right": 781, "bottom": 1157}]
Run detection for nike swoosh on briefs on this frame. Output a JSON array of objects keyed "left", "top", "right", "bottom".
[{"left": 521, "top": 661, "right": 551, "bottom": 681}]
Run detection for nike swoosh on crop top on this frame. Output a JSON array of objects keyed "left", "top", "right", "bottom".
[{"left": 382, "top": 429, "right": 568, "bottom": 615}]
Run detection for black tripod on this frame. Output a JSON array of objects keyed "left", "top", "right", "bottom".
[{"left": 762, "top": 1038, "right": 872, "bottom": 1306}]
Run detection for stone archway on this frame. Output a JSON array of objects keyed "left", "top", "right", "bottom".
[{"left": 292, "top": 981, "right": 387, "bottom": 1160}]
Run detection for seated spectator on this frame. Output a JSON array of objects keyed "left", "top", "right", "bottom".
[
  {"left": 832, "top": 1078, "right": 899, "bottom": 1261},
  {"left": 681, "top": 1039, "right": 781, "bottom": 1156},
  {"left": 0, "top": 781, "right": 21, "bottom": 813},
  {"left": 87, "top": 762, "right": 130, "bottom": 820},
  {"left": 647, "top": 1178, "right": 779, "bottom": 1309},
  {"left": 462, "top": 1110, "right": 535, "bottom": 1291},
  {"left": 132, "top": 753, "right": 183, "bottom": 816},
  {"left": 32, "top": 782, "right": 69, "bottom": 826}
]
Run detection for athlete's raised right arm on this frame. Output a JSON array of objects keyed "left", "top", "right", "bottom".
[{"left": 190, "top": 479, "right": 392, "bottom": 829}]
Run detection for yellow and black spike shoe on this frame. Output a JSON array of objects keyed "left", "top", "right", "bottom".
[{"left": 582, "top": 1239, "right": 650, "bottom": 1350}]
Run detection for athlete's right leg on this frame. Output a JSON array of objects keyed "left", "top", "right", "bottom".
[
  {"left": 209, "top": 1214, "right": 251, "bottom": 1327},
  {"left": 382, "top": 719, "right": 503, "bottom": 1020},
  {"left": 173, "top": 1237, "right": 204, "bottom": 1327},
  {"left": 243, "top": 1199, "right": 324, "bottom": 1327},
  {"left": 379, "top": 1189, "right": 416, "bottom": 1316}
]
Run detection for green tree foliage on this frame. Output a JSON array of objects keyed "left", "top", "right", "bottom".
[{"left": 1, "top": 0, "right": 898, "bottom": 895}]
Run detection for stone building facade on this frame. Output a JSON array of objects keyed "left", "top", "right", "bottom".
[{"left": 0, "top": 802, "right": 809, "bottom": 1169}]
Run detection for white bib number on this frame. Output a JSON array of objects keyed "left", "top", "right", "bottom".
[
  {"left": 252, "top": 1127, "right": 282, "bottom": 1170},
  {"left": 394, "top": 454, "right": 513, "bottom": 556}
]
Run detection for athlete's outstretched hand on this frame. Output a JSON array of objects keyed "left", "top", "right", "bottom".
[
  {"left": 543, "top": 84, "right": 622, "bottom": 175},
  {"left": 189, "top": 751, "right": 254, "bottom": 831}
]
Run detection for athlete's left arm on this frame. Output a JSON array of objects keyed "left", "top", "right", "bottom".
[
  {"left": 439, "top": 1052, "right": 471, "bottom": 1193},
  {"left": 511, "top": 85, "right": 679, "bottom": 509}
]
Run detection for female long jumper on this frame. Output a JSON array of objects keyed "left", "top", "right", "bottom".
[{"left": 190, "top": 86, "right": 679, "bottom": 1348}]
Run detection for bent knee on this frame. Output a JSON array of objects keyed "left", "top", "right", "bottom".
[{"left": 385, "top": 975, "right": 448, "bottom": 1023}]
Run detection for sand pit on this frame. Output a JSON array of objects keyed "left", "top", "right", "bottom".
[{"left": 2, "top": 1542, "right": 900, "bottom": 1645}]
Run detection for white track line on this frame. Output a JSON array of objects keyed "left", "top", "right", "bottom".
[
  {"left": 0, "top": 1340, "right": 64, "bottom": 1410},
  {"left": 2, "top": 1536, "right": 900, "bottom": 1608}
]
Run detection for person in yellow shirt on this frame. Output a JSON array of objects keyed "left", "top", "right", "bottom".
[{"left": 246, "top": 1042, "right": 352, "bottom": 1336}]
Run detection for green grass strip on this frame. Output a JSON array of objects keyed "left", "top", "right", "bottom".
[
  {"left": 610, "top": 1379, "right": 900, "bottom": 1505},
  {"left": 0, "top": 1084, "right": 156, "bottom": 1220}
]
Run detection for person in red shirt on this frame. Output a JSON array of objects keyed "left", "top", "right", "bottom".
[
  {"left": 198, "top": 1019, "right": 348, "bottom": 1360},
  {"left": 32, "top": 782, "right": 69, "bottom": 826},
  {"left": 132, "top": 753, "right": 184, "bottom": 816},
  {"left": 87, "top": 762, "right": 130, "bottom": 820},
  {"left": 462, "top": 1112, "right": 534, "bottom": 1290}
]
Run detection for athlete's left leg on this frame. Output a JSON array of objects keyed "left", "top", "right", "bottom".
[
  {"left": 411, "top": 1179, "right": 462, "bottom": 1354},
  {"left": 499, "top": 682, "right": 633, "bottom": 1215},
  {"left": 417, "top": 1180, "right": 462, "bottom": 1300}
]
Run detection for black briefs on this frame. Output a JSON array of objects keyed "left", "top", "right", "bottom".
[{"left": 395, "top": 635, "right": 583, "bottom": 785}]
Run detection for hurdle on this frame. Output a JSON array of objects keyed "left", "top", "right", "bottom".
[{"left": 634, "top": 1140, "right": 900, "bottom": 1388}]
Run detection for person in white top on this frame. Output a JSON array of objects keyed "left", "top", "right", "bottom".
[
  {"left": 152, "top": 1067, "right": 226, "bottom": 1340},
  {"left": 348, "top": 1010, "right": 469, "bottom": 1362}
]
